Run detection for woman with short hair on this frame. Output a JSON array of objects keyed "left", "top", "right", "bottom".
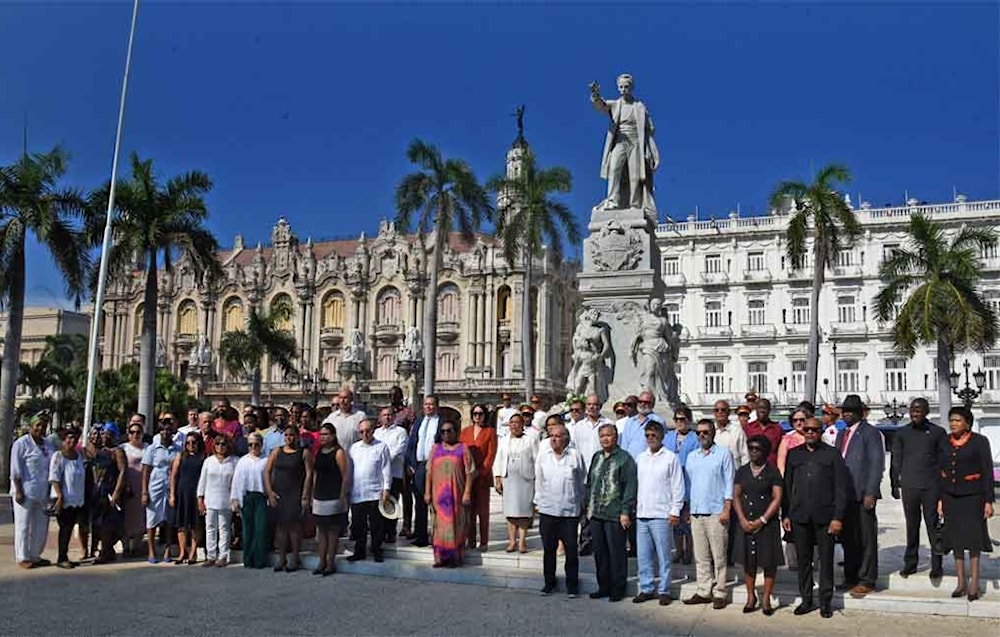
[
  {"left": 493, "top": 413, "right": 538, "bottom": 553},
  {"left": 938, "top": 406, "right": 994, "bottom": 601},
  {"left": 733, "top": 435, "right": 783, "bottom": 615},
  {"left": 460, "top": 403, "right": 497, "bottom": 550},
  {"left": 425, "top": 419, "right": 476, "bottom": 567},
  {"left": 170, "top": 432, "right": 205, "bottom": 565},
  {"left": 49, "top": 428, "right": 86, "bottom": 569},
  {"left": 197, "top": 435, "right": 238, "bottom": 567},
  {"left": 307, "top": 423, "right": 349, "bottom": 575},
  {"left": 231, "top": 432, "right": 270, "bottom": 569},
  {"left": 265, "top": 426, "right": 313, "bottom": 572},
  {"left": 141, "top": 418, "right": 180, "bottom": 563},
  {"left": 90, "top": 425, "right": 127, "bottom": 564}
]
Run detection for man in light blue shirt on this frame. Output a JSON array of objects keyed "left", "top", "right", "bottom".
[
  {"left": 682, "top": 418, "right": 734, "bottom": 609},
  {"left": 618, "top": 391, "right": 665, "bottom": 459}
]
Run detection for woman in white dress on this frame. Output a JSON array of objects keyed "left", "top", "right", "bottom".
[{"left": 493, "top": 414, "right": 539, "bottom": 553}]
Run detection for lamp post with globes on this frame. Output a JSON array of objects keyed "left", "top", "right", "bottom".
[
  {"left": 300, "top": 367, "right": 329, "bottom": 408},
  {"left": 884, "top": 398, "right": 905, "bottom": 427},
  {"left": 950, "top": 359, "right": 987, "bottom": 409}
]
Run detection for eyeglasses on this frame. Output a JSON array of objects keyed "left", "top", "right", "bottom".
[
  {"left": 216, "top": 442, "right": 228, "bottom": 447},
  {"left": 644, "top": 433, "right": 660, "bottom": 438},
  {"left": 696, "top": 430, "right": 712, "bottom": 437},
  {"left": 569, "top": 408, "right": 582, "bottom": 413},
  {"left": 737, "top": 411, "right": 750, "bottom": 416},
  {"left": 129, "top": 429, "right": 142, "bottom": 435},
  {"left": 674, "top": 417, "right": 688, "bottom": 422},
  {"left": 801, "top": 427, "right": 822, "bottom": 433},
  {"left": 713, "top": 408, "right": 729, "bottom": 413},
  {"left": 614, "top": 410, "right": 626, "bottom": 417},
  {"left": 472, "top": 412, "right": 485, "bottom": 417},
  {"left": 791, "top": 417, "right": 806, "bottom": 422}
]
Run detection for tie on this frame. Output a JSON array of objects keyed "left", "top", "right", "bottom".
[{"left": 840, "top": 427, "right": 853, "bottom": 458}]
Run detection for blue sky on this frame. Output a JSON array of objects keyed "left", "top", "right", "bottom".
[{"left": 1, "top": 1, "right": 997, "bottom": 307}]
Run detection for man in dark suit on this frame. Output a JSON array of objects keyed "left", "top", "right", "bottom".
[
  {"left": 835, "top": 394, "right": 885, "bottom": 598},
  {"left": 890, "top": 397, "right": 945, "bottom": 580},
  {"left": 404, "top": 395, "right": 441, "bottom": 547},
  {"left": 782, "top": 416, "right": 848, "bottom": 619}
]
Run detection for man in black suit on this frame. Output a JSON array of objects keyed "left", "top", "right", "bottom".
[
  {"left": 835, "top": 394, "right": 885, "bottom": 598},
  {"left": 890, "top": 397, "right": 946, "bottom": 580},
  {"left": 783, "top": 416, "right": 848, "bottom": 619},
  {"left": 404, "top": 395, "right": 441, "bottom": 547}
]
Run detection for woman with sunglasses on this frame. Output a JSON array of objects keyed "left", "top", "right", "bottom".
[
  {"left": 493, "top": 413, "right": 539, "bottom": 553},
  {"left": 264, "top": 426, "right": 313, "bottom": 572},
  {"left": 425, "top": 419, "right": 476, "bottom": 567},
  {"left": 733, "top": 435, "right": 783, "bottom": 615},
  {"left": 119, "top": 418, "right": 149, "bottom": 557},
  {"left": 169, "top": 432, "right": 205, "bottom": 564},
  {"left": 776, "top": 408, "right": 810, "bottom": 477},
  {"left": 459, "top": 404, "right": 497, "bottom": 551},
  {"left": 231, "top": 432, "right": 270, "bottom": 568},
  {"left": 197, "top": 434, "right": 238, "bottom": 567},
  {"left": 141, "top": 416, "right": 181, "bottom": 563}
]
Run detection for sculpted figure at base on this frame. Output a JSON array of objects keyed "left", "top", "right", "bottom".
[
  {"left": 631, "top": 298, "right": 680, "bottom": 407},
  {"left": 589, "top": 74, "right": 660, "bottom": 213},
  {"left": 400, "top": 326, "right": 424, "bottom": 363},
  {"left": 343, "top": 330, "right": 366, "bottom": 364},
  {"left": 566, "top": 308, "right": 615, "bottom": 405}
]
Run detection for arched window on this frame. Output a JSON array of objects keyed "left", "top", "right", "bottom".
[
  {"left": 376, "top": 287, "right": 402, "bottom": 325},
  {"left": 223, "top": 297, "right": 244, "bottom": 332},
  {"left": 377, "top": 351, "right": 397, "bottom": 380},
  {"left": 133, "top": 303, "right": 144, "bottom": 338},
  {"left": 437, "top": 348, "right": 459, "bottom": 380},
  {"left": 271, "top": 294, "right": 293, "bottom": 332},
  {"left": 322, "top": 291, "right": 345, "bottom": 329},
  {"left": 497, "top": 286, "right": 512, "bottom": 322},
  {"left": 177, "top": 300, "right": 197, "bottom": 336},
  {"left": 438, "top": 284, "right": 460, "bottom": 323}
]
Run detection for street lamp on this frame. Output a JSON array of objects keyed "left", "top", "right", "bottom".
[
  {"left": 300, "top": 367, "right": 329, "bottom": 408},
  {"left": 884, "top": 398, "right": 905, "bottom": 427},
  {"left": 949, "top": 359, "right": 986, "bottom": 409},
  {"left": 831, "top": 340, "right": 838, "bottom": 401}
]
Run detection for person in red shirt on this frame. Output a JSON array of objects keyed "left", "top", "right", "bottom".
[
  {"left": 459, "top": 403, "right": 497, "bottom": 550},
  {"left": 743, "top": 398, "right": 783, "bottom": 467}
]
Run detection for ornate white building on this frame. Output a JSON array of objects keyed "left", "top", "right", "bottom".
[
  {"left": 655, "top": 197, "right": 1000, "bottom": 422},
  {"left": 96, "top": 146, "right": 580, "bottom": 414}
]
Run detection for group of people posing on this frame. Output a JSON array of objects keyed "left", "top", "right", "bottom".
[{"left": 9, "top": 387, "right": 995, "bottom": 617}]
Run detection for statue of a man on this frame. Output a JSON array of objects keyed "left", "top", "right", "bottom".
[
  {"left": 565, "top": 308, "right": 615, "bottom": 405},
  {"left": 343, "top": 330, "right": 365, "bottom": 363},
  {"left": 155, "top": 336, "right": 166, "bottom": 368},
  {"left": 400, "top": 326, "right": 423, "bottom": 362},
  {"left": 589, "top": 73, "right": 660, "bottom": 213},
  {"left": 631, "top": 298, "right": 679, "bottom": 406}
]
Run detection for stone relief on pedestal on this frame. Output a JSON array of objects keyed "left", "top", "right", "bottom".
[
  {"left": 565, "top": 308, "right": 615, "bottom": 405},
  {"left": 586, "top": 219, "right": 644, "bottom": 271},
  {"left": 630, "top": 298, "right": 680, "bottom": 407}
]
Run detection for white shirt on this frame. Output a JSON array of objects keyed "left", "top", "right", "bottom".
[
  {"left": 415, "top": 415, "right": 440, "bottom": 463},
  {"left": 349, "top": 439, "right": 392, "bottom": 503},
  {"left": 49, "top": 452, "right": 86, "bottom": 508},
  {"left": 374, "top": 424, "right": 409, "bottom": 479},
  {"left": 323, "top": 409, "right": 365, "bottom": 453},
  {"left": 197, "top": 455, "right": 238, "bottom": 510},
  {"left": 636, "top": 446, "right": 685, "bottom": 519},
  {"left": 496, "top": 406, "right": 517, "bottom": 438},
  {"left": 230, "top": 454, "right": 268, "bottom": 505},
  {"left": 615, "top": 415, "right": 630, "bottom": 435},
  {"left": 533, "top": 443, "right": 587, "bottom": 518},
  {"left": 570, "top": 417, "right": 608, "bottom": 472},
  {"left": 714, "top": 422, "right": 750, "bottom": 468},
  {"left": 9, "top": 435, "right": 53, "bottom": 501}
]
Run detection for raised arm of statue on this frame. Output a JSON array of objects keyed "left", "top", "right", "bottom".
[{"left": 589, "top": 81, "right": 610, "bottom": 115}]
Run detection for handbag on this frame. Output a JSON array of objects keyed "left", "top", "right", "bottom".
[{"left": 932, "top": 517, "right": 949, "bottom": 556}]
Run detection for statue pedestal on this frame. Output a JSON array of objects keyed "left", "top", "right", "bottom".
[{"left": 576, "top": 206, "right": 668, "bottom": 411}]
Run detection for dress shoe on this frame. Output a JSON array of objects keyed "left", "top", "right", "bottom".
[
  {"left": 835, "top": 581, "right": 858, "bottom": 592},
  {"left": 346, "top": 553, "right": 365, "bottom": 562},
  {"left": 589, "top": 591, "right": 609, "bottom": 599},
  {"left": 373, "top": 553, "right": 384, "bottom": 563},
  {"left": 849, "top": 584, "right": 874, "bottom": 598},
  {"left": 929, "top": 568, "right": 943, "bottom": 581},
  {"left": 820, "top": 605, "right": 833, "bottom": 619},
  {"left": 950, "top": 588, "right": 967, "bottom": 598},
  {"left": 762, "top": 605, "right": 775, "bottom": 616},
  {"left": 608, "top": 595, "right": 624, "bottom": 603},
  {"left": 18, "top": 561, "right": 34, "bottom": 570},
  {"left": 312, "top": 567, "right": 325, "bottom": 575},
  {"left": 34, "top": 558, "right": 52, "bottom": 567},
  {"left": 201, "top": 559, "right": 216, "bottom": 567},
  {"left": 567, "top": 591, "right": 579, "bottom": 599},
  {"left": 743, "top": 601, "right": 757, "bottom": 614},
  {"left": 632, "top": 592, "right": 656, "bottom": 604},
  {"left": 411, "top": 540, "right": 430, "bottom": 548},
  {"left": 793, "top": 602, "right": 816, "bottom": 615},
  {"left": 898, "top": 566, "right": 917, "bottom": 578},
  {"left": 215, "top": 558, "right": 228, "bottom": 568},
  {"left": 712, "top": 598, "right": 727, "bottom": 610},
  {"left": 658, "top": 594, "right": 672, "bottom": 606},
  {"left": 968, "top": 590, "right": 982, "bottom": 602},
  {"left": 56, "top": 561, "right": 75, "bottom": 570},
  {"left": 683, "top": 594, "right": 713, "bottom": 605},
  {"left": 540, "top": 584, "right": 556, "bottom": 596}
]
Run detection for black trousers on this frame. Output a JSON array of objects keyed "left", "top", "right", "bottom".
[
  {"left": 792, "top": 521, "right": 835, "bottom": 607},
  {"left": 843, "top": 501, "right": 879, "bottom": 587},
  {"left": 351, "top": 501, "right": 384, "bottom": 557},
  {"left": 902, "top": 487, "right": 942, "bottom": 571},
  {"left": 591, "top": 518, "right": 628, "bottom": 598},
  {"left": 578, "top": 509, "right": 592, "bottom": 554},
  {"left": 56, "top": 507, "right": 80, "bottom": 563},
  {"left": 412, "top": 462, "right": 429, "bottom": 544},
  {"left": 540, "top": 514, "right": 579, "bottom": 592},
  {"left": 383, "top": 477, "right": 404, "bottom": 541}
]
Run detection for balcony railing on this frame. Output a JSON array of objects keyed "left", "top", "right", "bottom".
[
  {"left": 699, "top": 271, "right": 729, "bottom": 285},
  {"left": 742, "top": 269, "right": 772, "bottom": 283},
  {"left": 374, "top": 323, "right": 402, "bottom": 343},
  {"left": 830, "top": 321, "right": 868, "bottom": 336},
  {"left": 739, "top": 324, "right": 777, "bottom": 338},
  {"left": 695, "top": 326, "right": 733, "bottom": 339},
  {"left": 662, "top": 273, "right": 686, "bottom": 287},
  {"left": 831, "top": 264, "right": 864, "bottom": 278},
  {"left": 437, "top": 321, "right": 461, "bottom": 342},
  {"left": 319, "top": 325, "right": 344, "bottom": 345}
]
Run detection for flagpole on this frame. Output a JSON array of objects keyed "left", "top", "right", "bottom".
[{"left": 83, "top": 0, "right": 140, "bottom": 442}]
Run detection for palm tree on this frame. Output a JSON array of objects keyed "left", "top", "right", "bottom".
[
  {"left": 769, "top": 164, "right": 861, "bottom": 404},
  {"left": 395, "top": 139, "right": 493, "bottom": 396},
  {"left": 88, "top": 153, "right": 220, "bottom": 431},
  {"left": 874, "top": 213, "right": 998, "bottom": 423},
  {"left": 487, "top": 148, "right": 578, "bottom": 402},
  {"left": 0, "top": 147, "right": 90, "bottom": 486},
  {"left": 219, "top": 300, "right": 297, "bottom": 406}
]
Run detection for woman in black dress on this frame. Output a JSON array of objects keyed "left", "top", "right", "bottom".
[
  {"left": 264, "top": 426, "right": 313, "bottom": 572},
  {"left": 732, "top": 435, "right": 784, "bottom": 615},
  {"left": 307, "top": 423, "right": 350, "bottom": 576},
  {"left": 90, "top": 425, "right": 127, "bottom": 564},
  {"left": 170, "top": 432, "right": 205, "bottom": 565},
  {"left": 938, "top": 406, "right": 994, "bottom": 601}
]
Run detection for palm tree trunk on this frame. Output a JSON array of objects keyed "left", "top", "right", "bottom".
[
  {"left": 137, "top": 252, "right": 158, "bottom": 433},
  {"left": 0, "top": 246, "right": 26, "bottom": 490},
  {"left": 422, "top": 228, "right": 442, "bottom": 397},
  {"left": 251, "top": 366, "right": 262, "bottom": 407},
  {"left": 936, "top": 337, "right": 952, "bottom": 425},
  {"left": 521, "top": 250, "right": 535, "bottom": 403},
  {"left": 804, "top": 244, "right": 825, "bottom": 404}
]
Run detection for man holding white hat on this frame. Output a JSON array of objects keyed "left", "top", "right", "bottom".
[{"left": 374, "top": 406, "right": 408, "bottom": 543}]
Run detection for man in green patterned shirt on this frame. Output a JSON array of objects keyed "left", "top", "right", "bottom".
[{"left": 586, "top": 423, "right": 638, "bottom": 602}]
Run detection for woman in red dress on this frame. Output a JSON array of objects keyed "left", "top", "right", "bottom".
[{"left": 459, "top": 404, "right": 497, "bottom": 550}]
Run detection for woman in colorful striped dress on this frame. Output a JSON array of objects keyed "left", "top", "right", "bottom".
[{"left": 424, "top": 420, "right": 476, "bottom": 567}]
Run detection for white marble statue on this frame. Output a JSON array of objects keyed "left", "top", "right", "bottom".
[
  {"left": 566, "top": 308, "right": 615, "bottom": 405},
  {"left": 343, "top": 329, "right": 366, "bottom": 364},
  {"left": 400, "top": 326, "right": 424, "bottom": 363},
  {"left": 630, "top": 298, "right": 680, "bottom": 406},
  {"left": 589, "top": 73, "right": 660, "bottom": 213},
  {"left": 155, "top": 336, "right": 166, "bottom": 368}
]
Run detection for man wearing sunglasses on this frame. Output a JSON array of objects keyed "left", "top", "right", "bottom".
[
  {"left": 782, "top": 417, "right": 848, "bottom": 619},
  {"left": 665, "top": 406, "right": 699, "bottom": 564}
]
